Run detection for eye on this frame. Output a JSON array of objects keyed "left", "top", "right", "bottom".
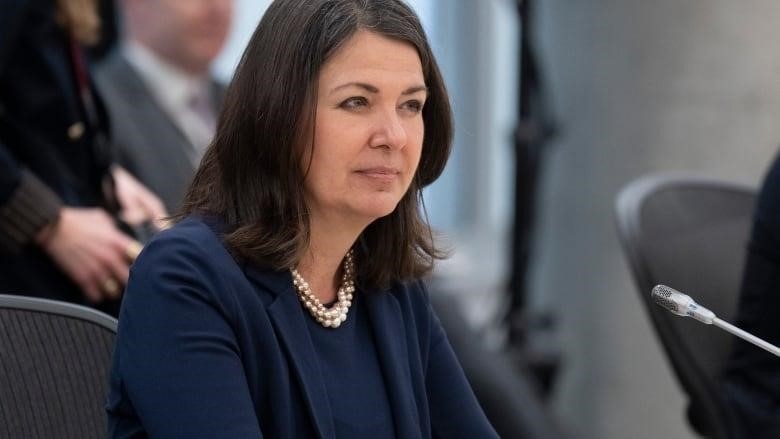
[
  {"left": 400, "top": 99, "right": 424, "bottom": 115},
  {"left": 339, "top": 96, "right": 369, "bottom": 110}
]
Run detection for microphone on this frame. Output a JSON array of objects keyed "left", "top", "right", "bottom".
[{"left": 651, "top": 284, "right": 780, "bottom": 357}]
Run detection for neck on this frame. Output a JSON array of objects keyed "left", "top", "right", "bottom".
[{"left": 295, "top": 216, "right": 365, "bottom": 303}]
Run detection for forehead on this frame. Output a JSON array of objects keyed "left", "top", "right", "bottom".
[{"left": 318, "top": 31, "right": 424, "bottom": 87}]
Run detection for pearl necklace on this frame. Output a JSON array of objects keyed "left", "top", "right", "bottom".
[{"left": 291, "top": 249, "right": 355, "bottom": 328}]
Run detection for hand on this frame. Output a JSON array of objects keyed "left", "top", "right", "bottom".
[
  {"left": 36, "top": 207, "right": 138, "bottom": 302},
  {"left": 112, "top": 166, "right": 169, "bottom": 230}
]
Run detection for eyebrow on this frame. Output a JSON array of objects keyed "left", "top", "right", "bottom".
[{"left": 329, "top": 82, "right": 428, "bottom": 96}]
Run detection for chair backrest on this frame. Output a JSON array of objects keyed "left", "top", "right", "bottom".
[
  {"left": 0, "top": 295, "right": 117, "bottom": 439},
  {"left": 615, "top": 173, "right": 756, "bottom": 439}
]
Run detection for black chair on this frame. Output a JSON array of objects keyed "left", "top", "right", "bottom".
[
  {"left": 615, "top": 173, "right": 756, "bottom": 439},
  {"left": 0, "top": 294, "right": 117, "bottom": 439}
]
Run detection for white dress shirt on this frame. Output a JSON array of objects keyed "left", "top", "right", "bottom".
[{"left": 122, "top": 42, "right": 216, "bottom": 166}]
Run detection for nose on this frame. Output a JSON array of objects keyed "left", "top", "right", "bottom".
[{"left": 368, "top": 108, "right": 408, "bottom": 150}]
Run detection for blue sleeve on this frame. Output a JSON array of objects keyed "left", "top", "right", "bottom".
[
  {"left": 113, "top": 231, "right": 263, "bottom": 438},
  {"left": 419, "top": 283, "right": 499, "bottom": 439}
]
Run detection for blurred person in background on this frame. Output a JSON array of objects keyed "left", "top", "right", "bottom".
[
  {"left": 722, "top": 151, "right": 780, "bottom": 438},
  {"left": 106, "top": 0, "right": 498, "bottom": 436},
  {"left": 95, "top": 0, "right": 233, "bottom": 212},
  {"left": 0, "top": 0, "right": 166, "bottom": 314}
]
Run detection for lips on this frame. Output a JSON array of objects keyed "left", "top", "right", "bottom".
[{"left": 355, "top": 166, "right": 401, "bottom": 182}]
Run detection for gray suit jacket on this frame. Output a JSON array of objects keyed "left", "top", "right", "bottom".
[{"left": 94, "top": 51, "right": 225, "bottom": 211}]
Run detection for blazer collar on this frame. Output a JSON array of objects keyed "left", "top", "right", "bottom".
[
  {"left": 364, "top": 289, "right": 423, "bottom": 438},
  {"left": 245, "top": 265, "right": 336, "bottom": 439}
]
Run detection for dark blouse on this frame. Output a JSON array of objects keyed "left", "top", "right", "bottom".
[{"left": 305, "top": 293, "right": 396, "bottom": 438}]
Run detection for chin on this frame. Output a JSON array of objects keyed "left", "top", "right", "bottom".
[{"left": 355, "top": 200, "right": 402, "bottom": 222}]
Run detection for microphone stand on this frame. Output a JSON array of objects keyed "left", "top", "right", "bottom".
[{"left": 712, "top": 317, "right": 780, "bottom": 357}]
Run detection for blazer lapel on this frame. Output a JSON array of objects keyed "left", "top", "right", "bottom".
[
  {"left": 247, "top": 268, "right": 336, "bottom": 439},
  {"left": 365, "top": 291, "right": 423, "bottom": 438}
]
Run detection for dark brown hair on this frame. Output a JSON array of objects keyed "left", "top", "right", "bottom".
[{"left": 179, "top": 0, "right": 453, "bottom": 288}]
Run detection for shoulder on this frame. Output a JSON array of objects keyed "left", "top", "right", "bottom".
[
  {"left": 131, "top": 216, "right": 238, "bottom": 289},
  {"left": 140, "top": 216, "right": 225, "bottom": 257},
  {"left": 121, "top": 216, "right": 250, "bottom": 325}
]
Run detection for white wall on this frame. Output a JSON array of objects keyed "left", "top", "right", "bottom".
[
  {"left": 212, "top": 0, "right": 271, "bottom": 82},
  {"left": 533, "top": 1, "right": 780, "bottom": 437}
]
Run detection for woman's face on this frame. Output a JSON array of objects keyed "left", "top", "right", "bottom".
[{"left": 302, "top": 30, "right": 427, "bottom": 228}]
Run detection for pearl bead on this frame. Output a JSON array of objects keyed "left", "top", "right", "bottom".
[{"left": 292, "top": 249, "right": 355, "bottom": 329}]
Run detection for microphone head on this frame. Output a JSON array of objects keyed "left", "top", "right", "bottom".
[
  {"left": 651, "top": 284, "right": 716, "bottom": 324},
  {"left": 651, "top": 284, "right": 691, "bottom": 316}
]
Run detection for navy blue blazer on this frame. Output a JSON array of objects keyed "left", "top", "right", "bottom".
[{"left": 107, "top": 216, "right": 497, "bottom": 438}]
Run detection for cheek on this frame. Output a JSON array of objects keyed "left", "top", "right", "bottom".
[
  {"left": 312, "top": 115, "right": 364, "bottom": 164},
  {"left": 407, "top": 123, "right": 425, "bottom": 165},
  {"left": 305, "top": 141, "right": 340, "bottom": 189}
]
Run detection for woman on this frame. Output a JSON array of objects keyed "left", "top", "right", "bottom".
[
  {"left": 107, "top": 0, "right": 498, "bottom": 437},
  {"left": 0, "top": 0, "right": 164, "bottom": 313}
]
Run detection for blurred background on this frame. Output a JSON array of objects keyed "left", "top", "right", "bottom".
[{"left": 113, "top": 0, "right": 780, "bottom": 437}]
